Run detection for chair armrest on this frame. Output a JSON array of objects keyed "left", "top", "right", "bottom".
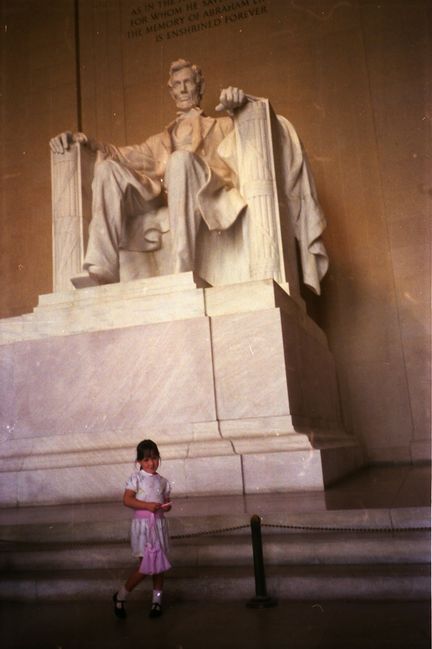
[
  {"left": 233, "top": 97, "right": 300, "bottom": 296},
  {"left": 51, "top": 143, "right": 96, "bottom": 292}
]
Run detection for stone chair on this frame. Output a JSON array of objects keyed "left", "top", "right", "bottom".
[{"left": 51, "top": 98, "right": 302, "bottom": 298}]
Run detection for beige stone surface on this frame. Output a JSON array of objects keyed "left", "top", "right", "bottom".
[
  {"left": 1, "top": 453, "right": 245, "bottom": 506},
  {"left": 33, "top": 284, "right": 204, "bottom": 337},
  {"left": 243, "top": 451, "right": 325, "bottom": 492},
  {"left": 16, "top": 462, "right": 131, "bottom": 507},
  {"left": 0, "top": 273, "right": 206, "bottom": 344},
  {"left": 212, "top": 308, "right": 289, "bottom": 420},
  {"left": 0, "top": 423, "right": 226, "bottom": 475},
  {"left": 243, "top": 445, "right": 362, "bottom": 494},
  {"left": 1, "top": 316, "right": 217, "bottom": 439},
  {"left": 205, "top": 278, "right": 304, "bottom": 316},
  {"left": 211, "top": 288, "right": 342, "bottom": 431},
  {"left": 167, "top": 455, "right": 244, "bottom": 496},
  {"left": 0, "top": 277, "right": 359, "bottom": 504}
]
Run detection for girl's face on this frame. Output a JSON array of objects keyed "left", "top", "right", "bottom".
[{"left": 139, "top": 454, "right": 160, "bottom": 475}]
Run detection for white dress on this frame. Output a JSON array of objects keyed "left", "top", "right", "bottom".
[{"left": 125, "top": 469, "right": 171, "bottom": 560}]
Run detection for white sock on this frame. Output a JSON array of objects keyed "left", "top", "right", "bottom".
[
  {"left": 152, "top": 590, "right": 162, "bottom": 605},
  {"left": 117, "top": 585, "right": 129, "bottom": 601}
]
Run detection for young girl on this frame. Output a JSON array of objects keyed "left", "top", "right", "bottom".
[{"left": 113, "top": 439, "right": 172, "bottom": 619}]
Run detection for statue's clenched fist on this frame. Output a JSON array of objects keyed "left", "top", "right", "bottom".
[
  {"left": 215, "top": 87, "right": 247, "bottom": 115},
  {"left": 49, "top": 131, "right": 88, "bottom": 154}
]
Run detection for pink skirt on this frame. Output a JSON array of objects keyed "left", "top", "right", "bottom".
[{"left": 133, "top": 510, "right": 172, "bottom": 575}]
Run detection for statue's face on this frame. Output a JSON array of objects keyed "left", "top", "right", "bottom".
[{"left": 169, "top": 67, "right": 201, "bottom": 111}]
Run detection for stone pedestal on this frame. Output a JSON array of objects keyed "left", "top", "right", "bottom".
[{"left": 0, "top": 276, "right": 362, "bottom": 506}]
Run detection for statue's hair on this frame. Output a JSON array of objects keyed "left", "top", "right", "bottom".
[{"left": 167, "top": 59, "right": 205, "bottom": 99}]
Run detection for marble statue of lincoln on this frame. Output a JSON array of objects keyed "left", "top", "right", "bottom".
[{"left": 49, "top": 59, "right": 248, "bottom": 285}]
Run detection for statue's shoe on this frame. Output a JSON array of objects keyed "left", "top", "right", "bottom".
[{"left": 87, "top": 265, "right": 117, "bottom": 284}]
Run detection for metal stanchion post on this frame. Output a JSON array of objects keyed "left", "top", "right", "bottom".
[{"left": 246, "top": 514, "right": 278, "bottom": 608}]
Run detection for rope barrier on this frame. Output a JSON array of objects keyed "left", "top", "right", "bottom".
[
  {"left": 170, "top": 522, "right": 430, "bottom": 540},
  {"left": 261, "top": 523, "right": 431, "bottom": 534},
  {"left": 0, "top": 521, "right": 429, "bottom": 544},
  {"left": 171, "top": 524, "right": 250, "bottom": 540}
]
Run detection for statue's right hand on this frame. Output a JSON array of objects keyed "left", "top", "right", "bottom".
[{"left": 49, "top": 131, "right": 88, "bottom": 154}]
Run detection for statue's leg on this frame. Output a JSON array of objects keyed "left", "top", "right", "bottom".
[
  {"left": 165, "top": 150, "right": 208, "bottom": 273},
  {"left": 83, "top": 160, "right": 151, "bottom": 283}
]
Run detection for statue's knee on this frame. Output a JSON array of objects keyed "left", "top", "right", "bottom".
[
  {"left": 166, "top": 151, "right": 206, "bottom": 187},
  {"left": 93, "top": 159, "right": 119, "bottom": 182}
]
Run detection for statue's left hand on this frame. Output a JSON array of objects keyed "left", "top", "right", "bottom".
[
  {"left": 49, "top": 131, "right": 88, "bottom": 154},
  {"left": 215, "top": 87, "right": 247, "bottom": 115}
]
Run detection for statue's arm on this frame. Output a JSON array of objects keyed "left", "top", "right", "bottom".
[
  {"left": 48, "top": 131, "right": 153, "bottom": 170},
  {"left": 49, "top": 130, "right": 159, "bottom": 189}
]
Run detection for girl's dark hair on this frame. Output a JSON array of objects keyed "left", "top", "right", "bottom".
[{"left": 136, "top": 439, "right": 161, "bottom": 462}]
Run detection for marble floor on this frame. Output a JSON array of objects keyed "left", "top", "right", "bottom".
[{"left": 0, "top": 598, "right": 430, "bottom": 649}]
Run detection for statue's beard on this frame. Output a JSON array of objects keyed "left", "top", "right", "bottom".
[{"left": 175, "top": 94, "right": 200, "bottom": 111}]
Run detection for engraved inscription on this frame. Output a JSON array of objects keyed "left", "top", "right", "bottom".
[{"left": 126, "top": 0, "right": 268, "bottom": 42}]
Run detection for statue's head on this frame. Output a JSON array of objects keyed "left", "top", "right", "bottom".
[{"left": 168, "top": 59, "right": 205, "bottom": 111}]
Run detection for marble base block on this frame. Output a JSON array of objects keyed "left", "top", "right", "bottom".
[
  {"left": 242, "top": 446, "right": 363, "bottom": 493},
  {"left": 0, "top": 277, "right": 361, "bottom": 506}
]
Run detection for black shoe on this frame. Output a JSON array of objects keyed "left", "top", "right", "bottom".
[
  {"left": 112, "top": 592, "right": 127, "bottom": 619},
  {"left": 149, "top": 602, "right": 162, "bottom": 618}
]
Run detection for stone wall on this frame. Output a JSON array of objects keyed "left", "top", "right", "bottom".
[
  {"left": 0, "top": 0, "right": 78, "bottom": 315},
  {"left": 0, "top": 0, "right": 430, "bottom": 463}
]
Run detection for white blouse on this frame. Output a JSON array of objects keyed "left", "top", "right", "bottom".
[{"left": 125, "top": 469, "right": 170, "bottom": 503}]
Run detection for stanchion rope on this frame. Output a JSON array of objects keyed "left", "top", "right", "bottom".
[{"left": 0, "top": 522, "right": 428, "bottom": 544}]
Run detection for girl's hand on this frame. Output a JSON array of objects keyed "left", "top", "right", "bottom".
[{"left": 145, "top": 502, "right": 162, "bottom": 513}]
